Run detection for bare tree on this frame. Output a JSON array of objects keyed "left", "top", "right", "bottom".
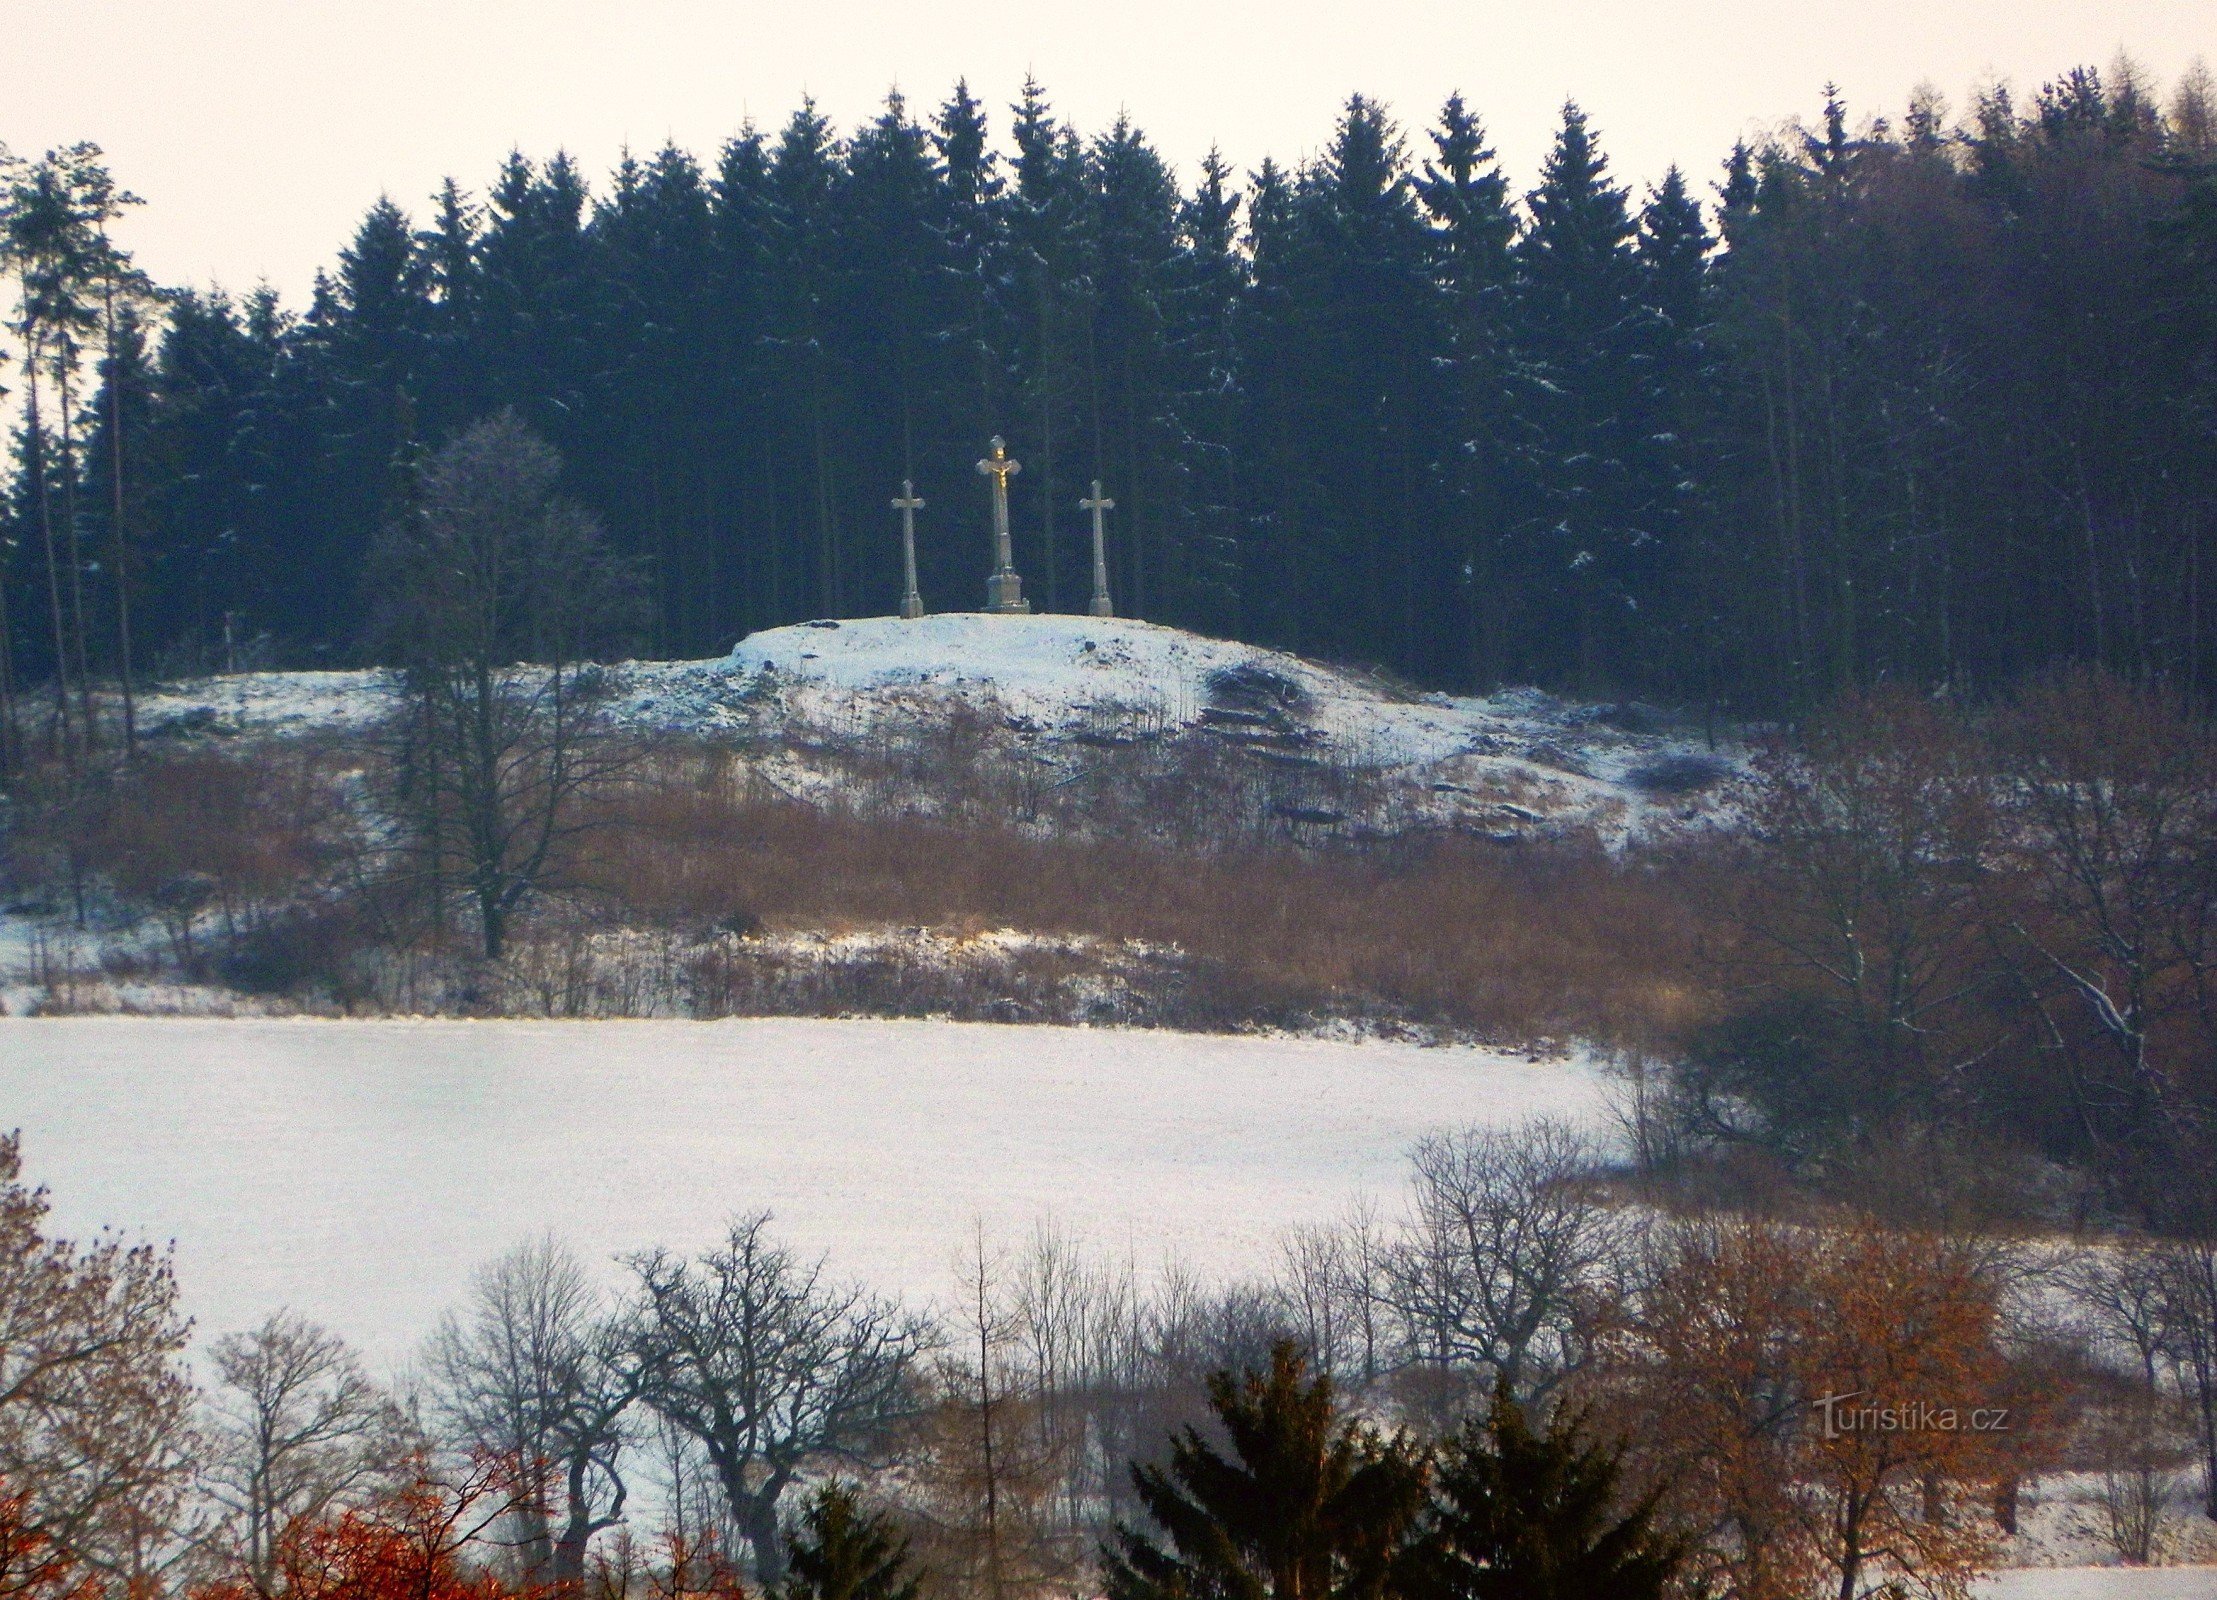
[
  {"left": 0, "top": 1132, "right": 196, "bottom": 1588},
  {"left": 423, "top": 1236, "right": 638, "bottom": 1589},
  {"left": 1380, "top": 1118, "right": 1614, "bottom": 1403},
  {"left": 1996, "top": 673, "right": 2217, "bottom": 1230},
  {"left": 626, "top": 1214, "right": 929, "bottom": 1586},
  {"left": 204, "top": 1311, "right": 406, "bottom": 1586},
  {"left": 1274, "top": 1198, "right": 1391, "bottom": 1392},
  {"left": 2065, "top": 1239, "right": 2179, "bottom": 1394},
  {"left": 2156, "top": 1238, "right": 2217, "bottom": 1519},
  {"left": 953, "top": 1224, "right": 1011, "bottom": 1600},
  {"left": 373, "top": 411, "right": 641, "bottom": 961}
]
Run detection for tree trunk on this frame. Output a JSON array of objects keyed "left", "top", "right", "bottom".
[
  {"left": 738, "top": 1490, "right": 786, "bottom": 1589},
  {"left": 104, "top": 271, "right": 137, "bottom": 756},
  {"left": 27, "top": 369, "right": 77, "bottom": 765},
  {"left": 57, "top": 366, "right": 97, "bottom": 747},
  {"left": 0, "top": 560, "right": 18, "bottom": 777}
]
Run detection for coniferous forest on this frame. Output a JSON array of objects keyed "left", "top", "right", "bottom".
[{"left": 7, "top": 61, "right": 2217, "bottom": 713}]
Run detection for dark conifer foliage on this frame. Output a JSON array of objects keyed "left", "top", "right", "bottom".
[
  {"left": 7, "top": 65, "right": 2217, "bottom": 712},
  {"left": 779, "top": 1484, "right": 920, "bottom": 1600},
  {"left": 1101, "top": 1340, "right": 1427, "bottom": 1600},
  {"left": 1514, "top": 104, "right": 1659, "bottom": 689},
  {"left": 1415, "top": 1382, "right": 1682, "bottom": 1600}
]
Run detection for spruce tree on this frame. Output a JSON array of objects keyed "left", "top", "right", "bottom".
[
  {"left": 1416, "top": 94, "right": 1522, "bottom": 686},
  {"left": 1235, "top": 154, "right": 1307, "bottom": 652},
  {"left": 709, "top": 127, "right": 783, "bottom": 631},
  {"left": 597, "top": 141, "right": 719, "bottom": 651},
  {"left": 1084, "top": 115, "right": 1184, "bottom": 621},
  {"left": 766, "top": 102, "right": 848, "bottom": 616},
  {"left": 1102, "top": 1340, "right": 1427, "bottom": 1600},
  {"left": 1005, "top": 80, "right": 1089, "bottom": 610},
  {"left": 1417, "top": 1383, "right": 1682, "bottom": 1600},
  {"left": 930, "top": 79, "right": 1005, "bottom": 441},
  {"left": 1165, "top": 147, "right": 1247, "bottom": 628},
  {"left": 779, "top": 1484, "right": 919, "bottom": 1600},
  {"left": 1633, "top": 165, "right": 1712, "bottom": 700},
  {"left": 1514, "top": 102, "right": 1653, "bottom": 687},
  {"left": 1281, "top": 95, "right": 1454, "bottom": 677},
  {"left": 841, "top": 91, "right": 992, "bottom": 621}
]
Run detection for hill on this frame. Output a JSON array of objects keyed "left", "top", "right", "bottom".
[{"left": 137, "top": 613, "right": 1741, "bottom": 847}]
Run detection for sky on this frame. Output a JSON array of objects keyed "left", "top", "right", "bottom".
[{"left": 6, "top": 1, "right": 2211, "bottom": 308}]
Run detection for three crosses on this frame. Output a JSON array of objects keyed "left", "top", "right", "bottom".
[{"left": 891, "top": 437, "right": 1115, "bottom": 620}]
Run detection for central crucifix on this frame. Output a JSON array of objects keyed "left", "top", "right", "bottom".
[{"left": 976, "top": 436, "right": 1030, "bottom": 614}]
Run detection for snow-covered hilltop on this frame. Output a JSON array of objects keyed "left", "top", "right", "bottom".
[{"left": 135, "top": 613, "right": 1741, "bottom": 845}]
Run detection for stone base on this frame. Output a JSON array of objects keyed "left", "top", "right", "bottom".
[
  {"left": 985, "top": 570, "right": 1030, "bottom": 614},
  {"left": 900, "top": 593, "right": 925, "bottom": 619},
  {"left": 1088, "top": 595, "right": 1114, "bottom": 618}
]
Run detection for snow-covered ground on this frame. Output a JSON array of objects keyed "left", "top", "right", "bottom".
[
  {"left": 2005, "top": 1555, "right": 2217, "bottom": 1588},
  {"left": 7, "top": 1015, "right": 2212, "bottom": 1588},
  {"left": 0, "top": 1015, "right": 1606, "bottom": 1372},
  {"left": 131, "top": 613, "right": 1741, "bottom": 844}
]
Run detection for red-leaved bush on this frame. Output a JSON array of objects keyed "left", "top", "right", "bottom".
[{"left": 195, "top": 1460, "right": 517, "bottom": 1600}]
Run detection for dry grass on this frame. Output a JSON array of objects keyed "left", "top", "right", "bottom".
[
  {"left": 576, "top": 754, "right": 1724, "bottom": 1045},
  {"left": 3, "top": 739, "right": 1728, "bottom": 1044}
]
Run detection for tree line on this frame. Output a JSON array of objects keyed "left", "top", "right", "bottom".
[
  {"left": 5, "top": 55, "right": 2215, "bottom": 729},
  {"left": 17, "top": 1111, "right": 2217, "bottom": 1600}
]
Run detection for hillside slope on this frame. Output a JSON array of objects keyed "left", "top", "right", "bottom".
[{"left": 138, "top": 612, "right": 1741, "bottom": 844}]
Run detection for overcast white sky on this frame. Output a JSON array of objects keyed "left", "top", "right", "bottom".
[{"left": 7, "top": 1, "right": 2210, "bottom": 306}]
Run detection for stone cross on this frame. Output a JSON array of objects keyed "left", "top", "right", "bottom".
[
  {"left": 1080, "top": 480, "right": 1115, "bottom": 618},
  {"left": 892, "top": 479, "right": 925, "bottom": 620},
  {"left": 976, "top": 436, "right": 1030, "bottom": 614}
]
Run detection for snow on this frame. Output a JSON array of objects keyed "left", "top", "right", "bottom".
[
  {"left": 0, "top": 1015, "right": 1607, "bottom": 1374},
  {"left": 2008, "top": 1556, "right": 2217, "bottom": 1588},
  {"left": 131, "top": 614, "right": 1741, "bottom": 845},
  {"left": 135, "top": 667, "right": 395, "bottom": 738}
]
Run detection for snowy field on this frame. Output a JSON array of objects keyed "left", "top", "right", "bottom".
[
  {"left": 6, "top": 1015, "right": 2213, "bottom": 1591},
  {"left": 0, "top": 1016, "right": 1605, "bottom": 1371}
]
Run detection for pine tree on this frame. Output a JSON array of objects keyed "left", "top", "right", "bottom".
[
  {"left": 1417, "top": 1383, "right": 1683, "bottom": 1600},
  {"left": 596, "top": 141, "right": 718, "bottom": 651},
  {"left": 1416, "top": 94, "right": 1522, "bottom": 686},
  {"left": 709, "top": 126, "right": 783, "bottom": 633},
  {"left": 779, "top": 1484, "right": 919, "bottom": 1600},
  {"left": 1633, "top": 165, "right": 1712, "bottom": 700},
  {"left": 1274, "top": 96, "right": 1454, "bottom": 677},
  {"left": 291, "top": 194, "right": 434, "bottom": 653},
  {"left": 1515, "top": 103, "right": 1652, "bottom": 687},
  {"left": 1102, "top": 1341, "right": 1427, "bottom": 1600},
  {"left": 1164, "top": 148, "right": 1247, "bottom": 629},
  {"left": 930, "top": 79, "right": 1005, "bottom": 448},
  {"left": 839, "top": 93, "right": 944, "bottom": 618},
  {"left": 1005, "top": 79, "right": 1089, "bottom": 612},
  {"left": 2, "top": 148, "right": 108, "bottom": 757},
  {"left": 766, "top": 103, "right": 848, "bottom": 617},
  {"left": 1083, "top": 115, "right": 1183, "bottom": 621},
  {"left": 1235, "top": 155, "right": 1309, "bottom": 650}
]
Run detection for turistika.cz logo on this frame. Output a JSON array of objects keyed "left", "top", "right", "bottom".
[{"left": 1813, "top": 1391, "right": 2011, "bottom": 1440}]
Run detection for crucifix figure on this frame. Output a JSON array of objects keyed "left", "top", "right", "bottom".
[
  {"left": 892, "top": 479, "right": 925, "bottom": 619},
  {"left": 976, "top": 435, "right": 1030, "bottom": 614},
  {"left": 1080, "top": 480, "right": 1115, "bottom": 618}
]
